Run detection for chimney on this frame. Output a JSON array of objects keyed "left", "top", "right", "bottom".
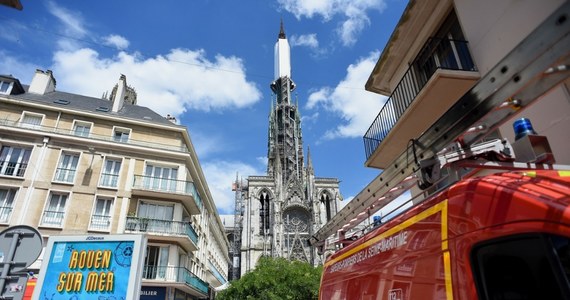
[
  {"left": 111, "top": 74, "right": 127, "bottom": 112},
  {"left": 166, "top": 114, "right": 177, "bottom": 124},
  {"left": 28, "top": 69, "right": 56, "bottom": 95}
]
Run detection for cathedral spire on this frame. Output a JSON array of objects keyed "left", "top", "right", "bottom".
[
  {"left": 279, "top": 18, "right": 286, "bottom": 39},
  {"left": 274, "top": 20, "right": 291, "bottom": 80},
  {"left": 307, "top": 146, "right": 313, "bottom": 174}
]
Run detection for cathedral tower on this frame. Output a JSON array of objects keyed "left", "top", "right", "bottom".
[{"left": 239, "top": 22, "right": 343, "bottom": 275}]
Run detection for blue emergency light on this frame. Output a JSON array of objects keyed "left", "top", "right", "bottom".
[{"left": 513, "top": 118, "right": 537, "bottom": 141}]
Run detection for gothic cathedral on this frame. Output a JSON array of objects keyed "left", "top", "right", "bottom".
[{"left": 239, "top": 22, "right": 342, "bottom": 275}]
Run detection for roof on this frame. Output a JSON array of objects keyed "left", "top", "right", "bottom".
[
  {"left": 0, "top": 0, "right": 22, "bottom": 10},
  {"left": 7, "top": 85, "right": 176, "bottom": 126},
  {"left": 0, "top": 74, "right": 25, "bottom": 94},
  {"left": 365, "top": 0, "right": 451, "bottom": 95}
]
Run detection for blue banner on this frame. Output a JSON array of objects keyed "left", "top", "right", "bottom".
[{"left": 38, "top": 240, "right": 134, "bottom": 300}]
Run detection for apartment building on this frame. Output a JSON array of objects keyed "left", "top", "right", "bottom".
[
  {"left": 364, "top": 0, "right": 570, "bottom": 172},
  {"left": 0, "top": 70, "right": 229, "bottom": 299}
]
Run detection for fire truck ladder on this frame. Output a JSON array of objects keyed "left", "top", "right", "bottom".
[{"left": 309, "top": 2, "right": 570, "bottom": 249}]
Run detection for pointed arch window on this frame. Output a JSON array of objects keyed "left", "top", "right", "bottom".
[
  {"left": 320, "top": 193, "right": 332, "bottom": 221},
  {"left": 259, "top": 192, "right": 270, "bottom": 234}
]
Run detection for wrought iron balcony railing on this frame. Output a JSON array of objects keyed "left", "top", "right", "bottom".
[
  {"left": 53, "top": 167, "right": 77, "bottom": 183},
  {"left": 364, "top": 38, "right": 476, "bottom": 161},
  {"left": 125, "top": 217, "right": 198, "bottom": 245},
  {"left": 99, "top": 172, "right": 119, "bottom": 188},
  {"left": 132, "top": 175, "right": 203, "bottom": 210},
  {"left": 90, "top": 214, "right": 111, "bottom": 230},
  {"left": 41, "top": 210, "right": 65, "bottom": 227},
  {"left": 0, "top": 160, "right": 28, "bottom": 177},
  {"left": 142, "top": 265, "right": 208, "bottom": 294}
]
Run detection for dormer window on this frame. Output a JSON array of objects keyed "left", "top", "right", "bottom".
[
  {"left": 0, "top": 76, "right": 24, "bottom": 95},
  {"left": 0, "top": 81, "right": 12, "bottom": 95}
]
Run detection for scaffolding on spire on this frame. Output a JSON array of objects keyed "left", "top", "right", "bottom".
[{"left": 231, "top": 173, "right": 247, "bottom": 280}]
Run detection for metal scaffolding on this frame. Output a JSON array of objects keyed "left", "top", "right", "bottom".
[{"left": 231, "top": 174, "right": 246, "bottom": 280}]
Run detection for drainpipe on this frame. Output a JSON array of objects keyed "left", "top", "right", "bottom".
[{"left": 18, "top": 136, "right": 50, "bottom": 224}]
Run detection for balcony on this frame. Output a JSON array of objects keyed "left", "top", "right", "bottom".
[
  {"left": 0, "top": 160, "right": 28, "bottom": 177},
  {"left": 207, "top": 260, "right": 228, "bottom": 287},
  {"left": 131, "top": 175, "right": 203, "bottom": 214},
  {"left": 0, "top": 119, "right": 189, "bottom": 153},
  {"left": 125, "top": 217, "right": 198, "bottom": 251},
  {"left": 142, "top": 265, "right": 209, "bottom": 296},
  {"left": 89, "top": 214, "right": 111, "bottom": 231},
  {"left": 40, "top": 210, "right": 64, "bottom": 227},
  {"left": 364, "top": 38, "right": 479, "bottom": 169}
]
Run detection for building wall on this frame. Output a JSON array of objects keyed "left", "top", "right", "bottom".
[
  {"left": 0, "top": 72, "right": 230, "bottom": 298},
  {"left": 453, "top": 0, "right": 570, "bottom": 164},
  {"left": 455, "top": 0, "right": 565, "bottom": 75},
  {"left": 380, "top": 0, "right": 570, "bottom": 165}
]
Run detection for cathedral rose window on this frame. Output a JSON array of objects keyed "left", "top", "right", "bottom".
[{"left": 283, "top": 207, "right": 310, "bottom": 233}]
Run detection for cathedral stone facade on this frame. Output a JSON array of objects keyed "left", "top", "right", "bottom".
[{"left": 239, "top": 23, "right": 342, "bottom": 274}]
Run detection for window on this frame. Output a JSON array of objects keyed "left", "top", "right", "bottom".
[
  {"left": 144, "top": 164, "right": 178, "bottom": 192},
  {"left": 41, "top": 192, "right": 68, "bottom": 226},
  {"left": 113, "top": 127, "right": 130, "bottom": 142},
  {"left": 414, "top": 11, "right": 474, "bottom": 82},
  {"left": 90, "top": 197, "right": 113, "bottom": 230},
  {"left": 99, "top": 158, "right": 121, "bottom": 188},
  {"left": 320, "top": 193, "right": 332, "bottom": 221},
  {"left": 472, "top": 234, "right": 570, "bottom": 299},
  {"left": 0, "top": 145, "right": 31, "bottom": 177},
  {"left": 0, "top": 81, "right": 12, "bottom": 94},
  {"left": 73, "top": 121, "right": 91, "bottom": 137},
  {"left": 143, "top": 245, "right": 170, "bottom": 279},
  {"left": 138, "top": 202, "right": 174, "bottom": 233},
  {"left": 20, "top": 112, "right": 43, "bottom": 129},
  {"left": 138, "top": 202, "right": 174, "bottom": 220},
  {"left": 54, "top": 152, "right": 80, "bottom": 183},
  {"left": 0, "top": 188, "right": 17, "bottom": 223},
  {"left": 259, "top": 192, "right": 270, "bottom": 234}
]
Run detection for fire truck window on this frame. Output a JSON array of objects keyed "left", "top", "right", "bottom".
[
  {"left": 472, "top": 234, "right": 569, "bottom": 300},
  {"left": 552, "top": 235, "right": 570, "bottom": 280}
]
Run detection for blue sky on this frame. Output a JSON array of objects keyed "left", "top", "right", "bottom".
[{"left": 1, "top": 0, "right": 407, "bottom": 215}]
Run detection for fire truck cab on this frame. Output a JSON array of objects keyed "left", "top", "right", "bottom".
[{"left": 319, "top": 170, "right": 570, "bottom": 299}]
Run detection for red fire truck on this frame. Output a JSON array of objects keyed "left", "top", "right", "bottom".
[
  {"left": 320, "top": 170, "right": 570, "bottom": 299},
  {"left": 316, "top": 2, "right": 570, "bottom": 299}
]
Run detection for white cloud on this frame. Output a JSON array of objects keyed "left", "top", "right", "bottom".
[
  {"left": 103, "top": 34, "right": 130, "bottom": 50},
  {"left": 51, "top": 47, "right": 262, "bottom": 117},
  {"left": 202, "top": 160, "right": 264, "bottom": 214},
  {"left": 0, "top": 51, "right": 38, "bottom": 84},
  {"left": 278, "top": 0, "right": 386, "bottom": 46},
  {"left": 290, "top": 34, "right": 319, "bottom": 49},
  {"left": 278, "top": 0, "right": 336, "bottom": 20},
  {"left": 46, "top": 1, "right": 87, "bottom": 38},
  {"left": 301, "top": 111, "right": 319, "bottom": 124},
  {"left": 306, "top": 51, "right": 387, "bottom": 139},
  {"left": 337, "top": 10, "right": 369, "bottom": 47},
  {"left": 255, "top": 156, "right": 268, "bottom": 169},
  {"left": 41, "top": 3, "right": 262, "bottom": 116},
  {"left": 46, "top": 1, "right": 89, "bottom": 51}
]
